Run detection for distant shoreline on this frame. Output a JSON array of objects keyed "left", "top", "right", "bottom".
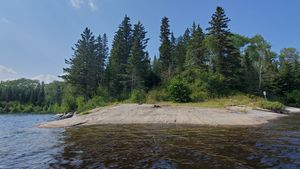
[{"left": 38, "top": 104, "right": 300, "bottom": 128}]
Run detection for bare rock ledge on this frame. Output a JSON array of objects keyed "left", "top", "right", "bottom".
[{"left": 38, "top": 104, "right": 300, "bottom": 128}]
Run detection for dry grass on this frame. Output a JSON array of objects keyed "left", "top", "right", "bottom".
[{"left": 151, "top": 95, "right": 265, "bottom": 108}]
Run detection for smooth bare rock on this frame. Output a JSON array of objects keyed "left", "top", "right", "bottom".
[{"left": 38, "top": 104, "right": 287, "bottom": 128}]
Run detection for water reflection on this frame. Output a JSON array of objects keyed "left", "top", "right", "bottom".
[
  {"left": 49, "top": 115, "right": 300, "bottom": 169},
  {"left": 1, "top": 114, "right": 299, "bottom": 168}
]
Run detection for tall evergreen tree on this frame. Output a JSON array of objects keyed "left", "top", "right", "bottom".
[
  {"left": 107, "top": 15, "right": 133, "bottom": 99},
  {"left": 95, "top": 34, "right": 109, "bottom": 86},
  {"left": 127, "top": 21, "right": 150, "bottom": 91},
  {"left": 173, "top": 28, "right": 190, "bottom": 73},
  {"left": 278, "top": 48, "right": 300, "bottom": 95},
  {"left": 159, "top": 17, "right": 172, "bottom": 80},
  {"left": 185, "top": 23, "right": 206, "bottom": 70},
  {"left": 62, "top": 27, "right": 97, "bottom": 100},
  {"left": 207, "top": 6, "right": 231, "bottom": 74},
  {"left": 207, "top": 6, "right": 241, "bottom": 89}
]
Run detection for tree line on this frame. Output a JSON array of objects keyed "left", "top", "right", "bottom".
[{"left": 1, "top": 6, "right": 300, "bottom": 113}]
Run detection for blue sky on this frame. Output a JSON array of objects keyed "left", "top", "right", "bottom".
[{"left": 0, "top": 0, "right": 299, "bottom": 83}]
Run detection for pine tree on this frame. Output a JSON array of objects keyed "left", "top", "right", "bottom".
[
  {"left": 62, "top": 27, "right": 97, "bottom": 100},
  {"left": 159, "top": 17, "right": 172, "bottom": 81},
  {"left": 107, "top": 15, "right": 133, "bottom": 99}
]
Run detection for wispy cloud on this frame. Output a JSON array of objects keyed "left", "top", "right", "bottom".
[
  {"left": 88, "top": 0, "right": 97, "bottom": 11},
  {"left": 0, "top": 65, "right": 17, "bottom": 76},
  {"left": 0, "top": 65, "right": 18, "bottom": 81},
  {"left": 0, "top": 17, "right": 10, "bottom": 24},
  {"left": 31, "top": 74, "right": 62, "bottom": 84},
  {"left": 0, "top": 65, "right": 62, "bottom": 83},
  {"left": 70, "top": 0, "right": 84, "bottom": 8},
  {"left": 70, "top": 0, "right": 97, "bottom": 11}
]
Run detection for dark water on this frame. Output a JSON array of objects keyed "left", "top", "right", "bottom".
[{"left": 0, "top": 114, "right": 300, "bottom": 169}]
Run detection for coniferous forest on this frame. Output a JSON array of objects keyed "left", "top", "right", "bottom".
[{"left": 1, "top": 6, "right": 300, "bottom": 113}]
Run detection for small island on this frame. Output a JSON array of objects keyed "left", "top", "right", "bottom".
[
  {"left": 1, "top": 6, "right": 300, "bottom": 128},
  {"left": 2, "top": 2, "right": 300, "bottom": 169}
]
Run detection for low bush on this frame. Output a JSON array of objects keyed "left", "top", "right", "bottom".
[
  {"left": 130, "top": 89, "right": 146, "bottom": 104},
  {"left": 287, "top": 90, "right": 300, "bottom": 107},
  {"left": 146, "top": 88, "right": 169, "bottom": 103},
  {"left": 77, "top": 96, "right": 107, "bottom": 113},
  {"left": 259, "top": 101, "right": 285, "bottom": 112},
  {"left": 168, "top": 78, "right": 191, "bottom": 103}
]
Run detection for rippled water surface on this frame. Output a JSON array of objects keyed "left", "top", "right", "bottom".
[{"left": 0, "top": 114, "right": 300, "bottom": 169}]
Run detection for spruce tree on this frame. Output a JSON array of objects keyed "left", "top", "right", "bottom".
[
  {"left": 62, "top": 27, "right": 97, "bottom": 100},
  {"left": 172, "top": 28, "right": 190, "bottom": 73},
  {"left": 185, "top": 23, "right": 206, "bottom": 70},
  {"left": 207, "top": 6, "right": 241, "bottom": 89},
  {"left": 107, "top": 15, "right": 132, "bottom": 99},
  {"left": 159, "top": 17, "right": 172, "bottom": 80},
  {"left": 127, "top": 21, "right": 150, "bottom": 91},
  {"left": 207, "top": 6, "right": 231, "bottom": 74},
  {"left": 278, "top": 48, "right": 300, "bottom": 95},
  {"left": 95, "top": 33, "right": 109, "bottom": 86}
]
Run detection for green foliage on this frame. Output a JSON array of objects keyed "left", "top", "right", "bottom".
[
  {"left": 159, "top": 17, "right": 173, "bottom": 81},
  {"left": 207, "top": 6, "right": 241, "bottom": 89},
  {"left": 146, "top": 88, "right": 169, "bottom": 103},
  {"left": 45, "top": 81, "right": 64, "bottom": 105},
  {"left": 60, "top": 85, "right": 77, "bottom": 112},
  {"left": 260, "top": 101, "right": 285, "bottom": 112},
  {"left": 127, "top": 22, "right": 151, "bottom": 91},
  {"left": 106, "top": 15, "right": 133, "bottom": 99},
  {"left": 287, "top": 90, "right": 300, "bottom": 107},
  {"left": 61, "top": 27, "right": 99, "bottom": 99},
  {"left": 130, "top": 89, "right": 146, "bottom": 104},
  {"left": 96, "top": 85, "right": 110, "bottom": 102},
  {"left": 181, "top": 69, "right": 226, "bottom": 99},
  {"left": 185, "top": 23, "right": 206, "bottom": 70},
  {"left": 0, "top": 101, "right": 44, "bottom": 113},
  {"left": 164, "top": 94, "right": 264, "bottom": 108},
  {"left": 77, "top": 96, "right": 107, "bottom": 113},
  {"left": 3, "top": 9, "right": 300, "bottom": 114},
  {"left": 0, "top": 78, "right": 45, "bottom": 106},
  {"left": 168, "top": 78, "right": 191, "bottom": 103}
]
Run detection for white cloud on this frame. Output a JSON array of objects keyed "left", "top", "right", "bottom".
[
  {"left": 70, "top": 0, "right": 84, "bottom": 8},
  {"left": 0, "top": 66, "right": 62, "bottom": 84},
  {"left": 31, "top": 74, "right": 62, "bottom": 84},
  {"left": 0, "top": 65, "right": 17, "bottom": 75},
  {"left": 70, "top": 0, "right": 97, "bottom": 11},
  {"left": 0, "top": 65, "right": 18, "bottom": 81}
]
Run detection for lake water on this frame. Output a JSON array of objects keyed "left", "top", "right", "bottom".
[{"left": 0, "top": 114, "right": 300, "bottom": 169}]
